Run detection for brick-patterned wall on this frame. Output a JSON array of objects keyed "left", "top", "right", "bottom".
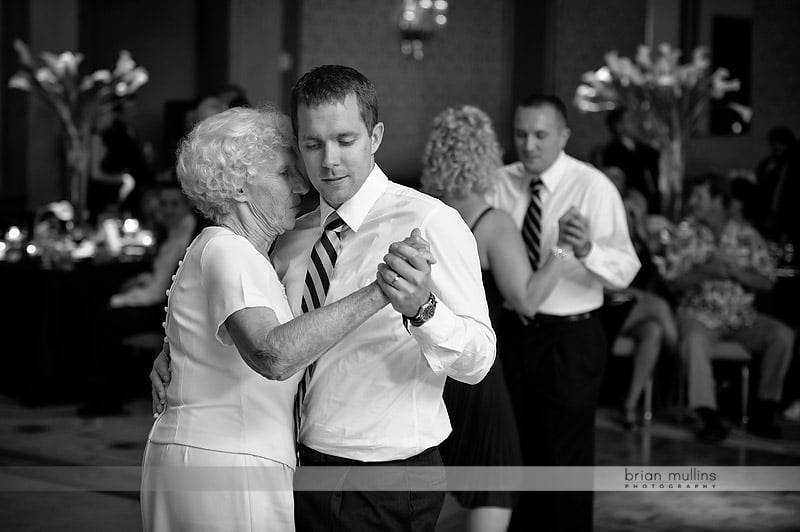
[
  {"left": 550, "top": 0, "right": 647, "bottom": 164},
  {"left": 299, "top": 0, "right": 514, "bottom": 183},
  {"left": 550, "top": 0, "right": 800, "bottom": 177}
]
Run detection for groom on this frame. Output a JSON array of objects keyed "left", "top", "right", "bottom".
[{"left": 153, "top": 64, "right": 496, "bottom": 532}]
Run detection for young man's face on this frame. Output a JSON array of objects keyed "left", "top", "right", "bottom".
[
  {"left": 296, "top": 93, "right": 384, "bottom": 209},
  {"left": 513, "top": 104, "right": 569, "bottom": 176}
]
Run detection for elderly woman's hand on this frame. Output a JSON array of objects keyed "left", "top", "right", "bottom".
[
  {"left": 150, "top": 342, "right": 172, "bottom": 416},
  {"left": 377, "top": 228, "right": 437, "bottom": 316},
  {"left": 393, "top": 228, "right": 436, "bottom": 265}
]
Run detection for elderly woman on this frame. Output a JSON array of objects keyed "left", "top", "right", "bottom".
[
  {"left": 140, "top": 106, "right": 403, "bottom": 531},
  {"left": 420, "top": 105, "right": 567, "bottom": 532}
]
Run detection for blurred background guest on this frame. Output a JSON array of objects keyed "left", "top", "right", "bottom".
[
  {"left": 421, "top": 104, "right": 569, "bottom": 532},
  {"left": 88, "top": 99, "right": 152, "bottom": 223},
  {"left": 729, "top": 175, "right": 759, "bottom": 225},
  {"left": 109, "top": 180, "right": 201, "bottom": 308},
  {"left": 601, "top": 107, "right": 660, "bottom": 213},
  {"left": 662, "top": 172, "right": 795, "bottom": 442},
  {"left": 488, "top": 94, "right": 640, "bottom": 532},
  {"left": 754, "top": 126, "right": 799, "bottom": 251},
  {"left": 77, "top": 180, "right": 204, "bottom": 417},
  {"left": 602, "top": 190, "right": 679, "bottom": 429}
]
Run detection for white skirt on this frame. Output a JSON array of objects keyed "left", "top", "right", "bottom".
[{"left": 141, "top": 441, "right": 295, "bottom": 532}]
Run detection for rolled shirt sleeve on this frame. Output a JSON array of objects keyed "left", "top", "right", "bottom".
[
  {"left": 407, "top": 206, "right": 496, "bottom": 384},
  {"left": 579, "top": 177, "right": 641, "bottom": 290}
]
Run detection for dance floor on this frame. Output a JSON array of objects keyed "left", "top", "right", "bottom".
[{"left": 0, "top": 394, "right": 798, "bottom": 531}]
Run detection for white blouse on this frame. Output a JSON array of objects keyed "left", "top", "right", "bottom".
[{"left": 149, "top": 226, "right": 301, "bottom": 468}]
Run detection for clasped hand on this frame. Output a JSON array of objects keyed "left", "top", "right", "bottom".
[
  {"left": 151, "top": 228, "right": 439, "bottom": 415},
  {"left": 376, "top": 228, "right": 437, "bottom": 317},
  {"left": 558, "top": 206, "right": 592, "bottom": 257}
]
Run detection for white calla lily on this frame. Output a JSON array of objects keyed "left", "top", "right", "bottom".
[
  {"left": 114, "top": 50, "right": 136, "bottom": 76},
  {"left": 8, "top": 73, "right": 32, "bottom": 91}
]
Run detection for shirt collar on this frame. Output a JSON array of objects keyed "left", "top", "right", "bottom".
[
  {"left": 319, "top": 164, "right": 388, "bottom": 232},
  {"left": 538, "top": 151, "right": 568, "bottom": 192},
  {"left": 516, "top": 151, "right": 567, "bottom": 192}
]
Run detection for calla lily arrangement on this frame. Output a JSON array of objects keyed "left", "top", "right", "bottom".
[
  {"left": 574, "top": 43, "right": 750, "bottom": 219},
  {"left": 8, "top": 40, "right": 148, "bottom": 214},
  {"left": 574, "top": 43, "right": 747, "bottom": 148},
  {"left": 9, "top": 40, "right": 148, "bottom": 138}
]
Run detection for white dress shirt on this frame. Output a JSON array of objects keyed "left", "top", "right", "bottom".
[
  {"left": 149, "top": 227, "right": 301, "bottom": 468},
  {"left": 272, "top": 164, "right": 496, "bottom": 461},
  {"left": 486, "top": 152, "right": 640, "bottom": 315}
]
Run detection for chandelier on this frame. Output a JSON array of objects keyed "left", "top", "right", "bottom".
[{"left": 397, "top": 0, "right": 449, "bottom": 60}]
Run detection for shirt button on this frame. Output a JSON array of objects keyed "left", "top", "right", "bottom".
[
  {"left": 165, "top": 289, "right": 170, "bottom": 296},
  {"left": 162, "top": 321, "right": 167, "bottom": 329},
  {"left": 178, "top": 260, "right": 183, "bottom": 266},
  {"left": 171, "top": 274, "right": 176, "bottom": 281},
  {"left": 163, "top": 306, "right": 169, "bottom": 312}
]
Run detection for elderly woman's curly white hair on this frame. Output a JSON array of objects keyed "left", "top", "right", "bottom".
[
  {"left": 420, "top": 105, "right": 503, "bottom": 199},
  {"left": 176, "top": 105, "right": 294, "bottom": 224}
]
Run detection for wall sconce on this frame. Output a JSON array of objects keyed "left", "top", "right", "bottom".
[{"left": 397, "top": 0, "right": 448, "bottom": 60}]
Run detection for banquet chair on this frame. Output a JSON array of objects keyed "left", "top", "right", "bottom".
[
  {"left": 677, "top": 341, "right": 752, "bottom": 427},
  {"left": 710, "top": 342, "right": 752, "bottom": 427}
]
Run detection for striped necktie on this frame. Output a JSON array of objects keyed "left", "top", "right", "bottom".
[
  {"left": 294, "top": 212, "right": 346, "bottom": 436},
  {"left": 522, "top": 177, "right": 544, "bottom": 271}
]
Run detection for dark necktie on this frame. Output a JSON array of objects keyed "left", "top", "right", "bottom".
[
  {"left": 522, "top": 177, "right": 544, "bottom": 271},
  {"left": 294, "top": 212, "right": 346, "bottom": 435}
]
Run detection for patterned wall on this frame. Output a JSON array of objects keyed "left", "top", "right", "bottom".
[
  {"left": 549, "top": 0, "right": 800, "bottom": 177},
  {"left": 752, "top": 0, "right": 800, "bottom": 140},
  {"left": 670, "top": 1, "right": 800, "bottom": 176},
  {"left": 299, "top": 0, "right": 514, "bottom": 183},
  {"left": 550, "top": 0, "right": 647, "bottom": 163}
]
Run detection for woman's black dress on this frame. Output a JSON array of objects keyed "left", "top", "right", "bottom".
[{"left": 439, "top": 208, "right": 522, "bottom": 509}]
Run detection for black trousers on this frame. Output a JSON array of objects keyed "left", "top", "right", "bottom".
[
  {"left": 294, "top": 445, "right": 445, "bottom": 532},
  {"left": 507, "top": 314, "right": 607, "bottom": 532}
]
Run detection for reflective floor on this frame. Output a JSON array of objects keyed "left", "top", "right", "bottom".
[{"left": 0, "top": 395, "right": 798, "bottom": 531}]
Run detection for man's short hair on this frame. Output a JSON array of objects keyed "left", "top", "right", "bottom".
[
  {"left": 291, "top": 65, "right": 379, "bottom": 134},
  {"left": 689, "top": 172, "right": 732, "bottom": 208},
  {"left": 518, "top": 93, "right": 568, "bottom": 125}
]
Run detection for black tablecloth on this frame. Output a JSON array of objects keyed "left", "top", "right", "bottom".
[{"left": 0, "top": 258, "right": 149, "bottom": 405}]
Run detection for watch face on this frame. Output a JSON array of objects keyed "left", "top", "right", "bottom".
[{"left": 411, "top": 294, "right": 436, "bottom": 326}]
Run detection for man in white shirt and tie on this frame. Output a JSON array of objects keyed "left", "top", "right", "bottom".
[
  {"left": 486, "top": 94, "right": 640, "bottom": 532},
  {"left": 151, "top": 66, "right": 494, "bottom": 531},
  {"left": 274, "top": 65, "right": 495, "bottom": 531}
]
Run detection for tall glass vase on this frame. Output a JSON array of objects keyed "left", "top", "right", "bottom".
[
  {"left": 64, "top": 130, "right": 89, "bottom": 224},
  {"left": 658, "top": 135, "right": 685, "bottom": 221}
]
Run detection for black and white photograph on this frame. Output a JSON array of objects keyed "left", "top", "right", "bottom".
[{"left": 0, "top": 1, "right": 798, "bottom": 531}]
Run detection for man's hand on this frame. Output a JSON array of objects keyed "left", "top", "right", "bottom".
[
  {"left": 558, "top": 206, "right": 592, "bottom": 257},
  {"left": 150, "top": 342, "right": 172, "bottom": 415},
  {"left": 376, "top": 228, "right": 436, "bottom": 317}
]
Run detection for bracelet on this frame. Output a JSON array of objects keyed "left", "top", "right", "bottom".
[{"left": 551, "top": 245, "right": 571, "bottom": 260}]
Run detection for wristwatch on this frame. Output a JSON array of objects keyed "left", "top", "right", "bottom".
[
  {"left": 404, "top": 292, "right": 437, "bottom": 328},
  {"left": 551, "top": 245, "right": 571, "bottom": 260}
]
